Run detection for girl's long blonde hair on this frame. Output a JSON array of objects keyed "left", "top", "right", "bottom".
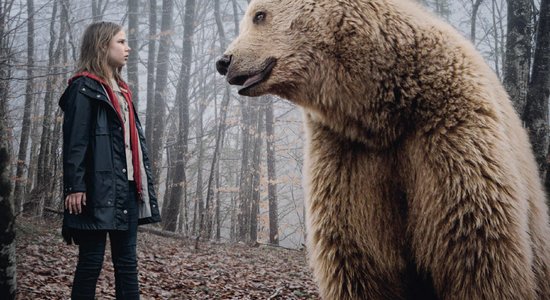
[{"left": 77, "top": 22, "right": 124, "bottom": 84}]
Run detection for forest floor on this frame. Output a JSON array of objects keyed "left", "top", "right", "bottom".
[{"left": 15, "top": 217, "right": 320, "bottom": 299}]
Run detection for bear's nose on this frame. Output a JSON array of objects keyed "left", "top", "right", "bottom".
[{"left": 216, "top": 55, "right": 232, "bottom": 76}]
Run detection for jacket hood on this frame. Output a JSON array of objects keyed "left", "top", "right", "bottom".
[
  {"left": 59, "top": 73, "right": 98, "bottom": 111},
  {"left": 60, "top": 72, "right": 114, "bottom": 111}
]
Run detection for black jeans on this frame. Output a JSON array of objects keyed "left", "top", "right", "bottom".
[{"left": 71, "top": 182, "right": 139, "bottom": 300}]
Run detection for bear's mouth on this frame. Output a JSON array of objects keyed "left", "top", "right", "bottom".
[{"left": 227, "top": 57, "right": 277, "bottom": 95}]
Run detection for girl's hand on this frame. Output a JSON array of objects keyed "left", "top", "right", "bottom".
[{"left": 65, "top": 192, "right": 87, "bottom": 214}]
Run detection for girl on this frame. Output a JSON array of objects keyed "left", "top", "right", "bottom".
[{"left": 59, "top": 22, "right": 161, "bottom": 299}]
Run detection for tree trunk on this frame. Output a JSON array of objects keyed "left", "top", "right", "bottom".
[
  {"left": 92, "top": 0, "right": 102, "bottom": 21},
  {"left": 434, "top": 0, "right": 450, "bottom": 19},
  {"left": 127, "top": 0, "right": 140, "bottom": 109},
  {"left": 161, "top": 120, "right": 177, "bottom": 225},
  {"left": 237, "top": 101, "right": 252, "bottom": 242},
  {"left": 150, "top": 0, "right": 174, "bottom": 183},
  {"left": 491, "top": 0, "right": 501, "bottom": 78},
  {"left": 195, "top": 107, "right": 205, "bottom": 237},
  {"left": 25, "top": 90, "right": 40, "bottom": 203},
  {"left": 0, "top": 139, "right": 15, "bottom": 300},
  {"left": 503, "top": 0, "right": 533, "bottom": 115},
  {"left": 202, "top": 93, "right": 221, "bottom": 239},
  {"left": 0, "top": 0, "right": 16, "bottom": 290},
  {"left": 524, "top": 0, "right": 550, "bottom": 186},
  {"left": 471, "top": 0, "right": 484, "bottom": 42},
  {"left": 145, "top": 0, "right": 157, "bottom": 146},
  {"left": 91, "top": 0, "right": 108, "bottom": 22},
  {"left": 161, "top": 124, "right": 182, "bottom": 232},
  {"left": 163, "top": 0, "right": 195, "bottom": 232},
  {"left": 13, "top": 0, "right": 35, "bottom": 213},
  {"left": 47, "top": 107, "right": 63, "bottom": 210},
  {"left": 265, "top": 97, "right": 279, "bottom": 245},
  {"left": 215, "top": 150, "right": 222, "bottom": 241},
  {"left": 249, "top": 103, "right": 264, "bottom": 243}
]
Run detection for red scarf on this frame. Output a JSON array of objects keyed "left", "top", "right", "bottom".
[{"left": 70, "top": 71, "right": 142, "bottom": 201}]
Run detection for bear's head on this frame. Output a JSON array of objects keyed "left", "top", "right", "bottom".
[{"left": 215, "top": 0, "right": 378, "bottom": 107}]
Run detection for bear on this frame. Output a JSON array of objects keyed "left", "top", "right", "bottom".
[{"left": 215, "top": 0, "right": 550, "bottom": 299}]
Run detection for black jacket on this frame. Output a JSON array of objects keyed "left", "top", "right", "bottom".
[{"left": 60, "top": 76, "right": 161, "bottom": 240}]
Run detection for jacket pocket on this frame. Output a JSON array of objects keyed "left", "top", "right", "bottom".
[
  {"left": 88, "top": 170, "right": 115, "bottom": 208},
  {"left": 92, "top": 132, "right": 114, "bottom": 172},
  {"left": 91, "top": 103, "right": 115, "bottom": 172}
]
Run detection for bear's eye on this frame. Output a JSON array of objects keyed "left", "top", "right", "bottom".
[{"left": 253, "top": 11, "right": 266, "bottom": 24}]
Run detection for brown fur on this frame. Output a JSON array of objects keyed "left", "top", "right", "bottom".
[{"left": 221, "top": 0, "right": 550, "bottom": 299}]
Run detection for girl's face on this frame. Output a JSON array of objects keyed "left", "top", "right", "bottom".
[{"left": 107, "top": 30, "right": 130, "bottom": 69}]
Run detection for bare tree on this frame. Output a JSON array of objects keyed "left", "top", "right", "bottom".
[
  {"left": 150, "top": 0, "right": 174, "bottom": 183},
  {"left": 163, "top": 0, "right": 195, "bottom": 232},
  {"left": 32, "top": 0, "right": 60, "bottom": 216},
  {"left": 503, "top": 0, "right": 533, "bottom": 114},
  {"left": 13, "top": 0, "right": 35, "bottom": 213}
]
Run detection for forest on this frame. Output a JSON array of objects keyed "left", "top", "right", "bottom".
[{"left": 0, "top": 0, "right": 549, "bottom": 298}]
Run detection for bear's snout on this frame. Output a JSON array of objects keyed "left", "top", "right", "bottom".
[{"left": 216, "top": 55, "right": 232, "bottom": 76}]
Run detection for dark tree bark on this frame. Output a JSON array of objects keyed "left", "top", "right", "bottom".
[
  {"left": 523, "top": 0, "right": 550, "bottom": 187},
  {"left": 13, "top": 0, "right": 35, "bottom": 213},
  {"left": 503, "top": 0, "right": 533, "bottom": 115},
  {"left": 265, "top": 97, "right": 279, "bottom": 245},
  {"left": 470, "top": 0, "right": 484, "bottom": 42},
  {"left": 145, "top": 0, "right": 157, "bottom": 146},
  {"left": 163, "top": 0, "right": 195, "bottom": 232},
  {"left": 0, "top": 137, "right": 15, "bottom": 300},
  {"left": 127, "top": 0, "right": 140, "bottom": 108},
  {"left": 150, "top": 0, "right": 174, "bottom": 183},
  {"left": 0, "top": 0, "right": 16, "bottom": 291}
]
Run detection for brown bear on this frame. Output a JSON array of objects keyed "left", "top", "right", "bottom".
[{"left": 215, "top": 0, "right": 550, "bottom": 299}]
